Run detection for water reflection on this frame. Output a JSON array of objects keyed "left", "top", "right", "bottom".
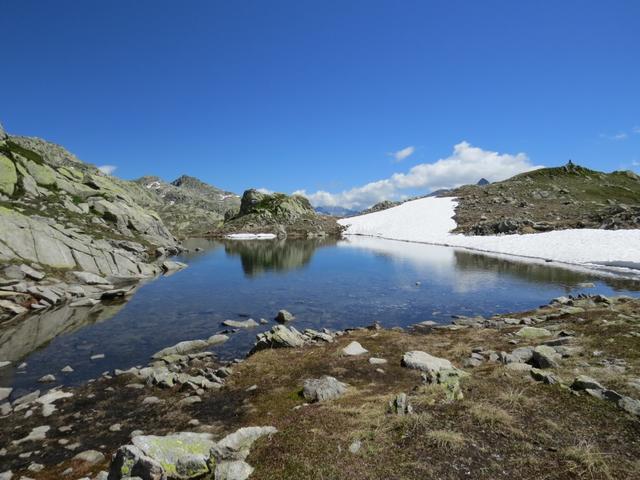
[
  {"left": 222, "top": 238, "right": 337, "bottom": 276},
  {"left": 0, "top": 301, "right": 128, "bottom": 386},
  {"left": 339, "top": 236, "right": 640, "bottom": 292},
  {"left": 453, "top": 250, "right": 640, "bottom": 292},
  {"left": 2, "top": 236, "right": 638, "bottom": 393}
]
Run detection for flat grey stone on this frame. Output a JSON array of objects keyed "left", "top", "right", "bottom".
[
  {"left": 402, "top": 351, "right": 453, "bottom": 373},
  {"left": 222, "top": 319, "right": 258, "bottom": 329}
]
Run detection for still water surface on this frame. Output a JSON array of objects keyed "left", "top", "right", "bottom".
[{"left": 1, "top": 236, "right": 639, "bottom": 396}]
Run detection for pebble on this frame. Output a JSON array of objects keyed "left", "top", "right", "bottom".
[
  {"left": 61, "top": 366, "right": 74, "bottom": 373},
  {"left": 12, "top": 425, "right": 50, "bottom": 445},
  {"left": 349, "top": 440, "right": 362, "bottom": 454},
  {"left": 0, "top": 388, "right": 12, "bottom": 402},
  {"left": 369, "top": 357, "right": 387, "bottom": 365},
  {"left": 38, "top": 374, "right": 56, "bottom": 383},
  {"left": 73, "top": 450, "right": 105, "bottom": 464},
  {"left": 178, "top": 395, "right": 201, "bottom": 406},
  {"left": 90, "top": 354, "right": 105, "bottom": 360},
  {"left": 109, "top": 423, "right": 121, "bottom": 432}
]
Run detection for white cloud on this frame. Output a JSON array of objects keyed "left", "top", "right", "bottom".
[
  {"left": 295, "top": 141, "right": 542, "bottom": 210},
  {"left": 256, "top": 188, "right": 274, "bottom": 194},
  {"left": 600, "top": 132, "right": 628, "bottom": 141},
  {"left": 390, "top": 146, "right": 415, "bottom": 162},
  {"left": 97, "top": 165, "right": 117, "bottom": 175},
  {"left": 633, "top": 126, "right": 640, "bottom": 134}
]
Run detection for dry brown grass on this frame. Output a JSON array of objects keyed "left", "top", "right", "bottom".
[
  {"left": 562, "top": 442, "right": 613, "bottom": 479},
  {"left": 498, "top": 386, "right": 529, "bottom": 408},
  {"left": 424, "top": 429, "right": 466, "bottom": 452},
  {"left": 469, "top": 403, "right": 514, "bottom": 427}
]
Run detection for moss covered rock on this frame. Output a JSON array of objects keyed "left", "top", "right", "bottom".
[{"left": 0, "top": 154, "right": 17, "bottom": 195}]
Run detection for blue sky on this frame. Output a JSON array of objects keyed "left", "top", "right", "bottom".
[{"left": 3, "top": 1, "right": 639, "bottom": 208}]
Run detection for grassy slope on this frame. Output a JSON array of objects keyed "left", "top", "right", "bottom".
[
  {"left": 4, "top": 297, "right": 640, "bottom": 480},
  {"left": 448, "top": 164, "right": 640, "bottom": 235}
]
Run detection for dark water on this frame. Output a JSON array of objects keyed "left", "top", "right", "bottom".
[{"left": 1, "top": 236, "right": 639, "bottom": 398}]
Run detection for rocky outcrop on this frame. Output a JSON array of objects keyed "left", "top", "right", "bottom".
[
  {"left": 361, "top": 200, "right": 400, "bottom": 215},
  {"left": 109, "top": 427, "right": 277, "bottom": 480},
  {"left": 135, "top": 175, "right": 240, "bottom": 237},
  {"left": 0, "top": 125, "right": 183, "bottom": 321},
  {"left": 219, "top": 189, "right": 342, "bottom": 239},
  {"left": 250, "top": 324, "right": 337, "bottom": 354}
]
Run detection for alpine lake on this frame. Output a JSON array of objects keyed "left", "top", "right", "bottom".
[{"left": 2, "top": 236, "right": 639, "bottom": 397}]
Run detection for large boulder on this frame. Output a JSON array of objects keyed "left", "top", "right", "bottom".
[
  {"left": 531, "top": 345, "right": 561, "bottom": 369},
  {"left": 108, "top": 427, "right": 277, "bottom": 480},
  {"left": 132, "top": 433, "right": 215, "bottom": 479},
  {"left": 250, "top": 325, "right": 307, "bottom": 353},
  {"left": 342, "top": 341, "right": 368, "bottom": 356},
  {"left": 302, "top": 376, "right": 347, "bottom": 402},
  {"left": 211, "top": 426, "right": 278, "bottom": 461},
  {"left": 516, "top": 326, "right": 551, "bottom": 338},
  {"left": 402, "top": 351, "right": 454, "bottom": 373}
]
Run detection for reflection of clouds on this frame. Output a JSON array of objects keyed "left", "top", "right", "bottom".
[
  {"left": 338, "top": 236, "right": 498, "bottom": 293},
  {"left": 450, "top": 272, "right": 499, "bottom": 294},
  {"left": 338, "top": 236, "right": 455, "bottom": 271}
]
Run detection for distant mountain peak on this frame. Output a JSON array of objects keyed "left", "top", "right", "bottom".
[
  {"left": 477, "top": 178, "right": 490, "bottom": 186},
  {"left": 171, "top": 175, "right": 210, "bottom": 189}
]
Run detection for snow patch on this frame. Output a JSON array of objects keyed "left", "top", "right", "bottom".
[
  {"left": 338, "top": 197, "right": 640, "bottom": 274},
  {"left": 225, "top": 233, "right": 277, "bottom": 240}
]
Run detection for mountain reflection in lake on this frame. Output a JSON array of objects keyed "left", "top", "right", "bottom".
[
  {"left": 220, "top": 238, "right": 337, "bottom": 277},
  {"left": 2, "top": 236, "right": 638, "bottom": 395}
]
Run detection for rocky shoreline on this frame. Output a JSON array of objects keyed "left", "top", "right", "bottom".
[
  {"left": 0, "top": 258, "right": 187, "bottom": 326},
  {"left": 1, "top": 294, "right": 639, "bottom": 479}
]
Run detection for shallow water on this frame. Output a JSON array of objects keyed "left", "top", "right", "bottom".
[{"left": 1, "top": 236, "right": 639, "bottom": 397}]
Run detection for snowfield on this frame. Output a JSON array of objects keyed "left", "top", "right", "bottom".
[
  {"left": 225, "top": 233, "right": 277, "bottom": 240},
  {"left": 338, "top": 197, "right": 640, "bottom": 274}
]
